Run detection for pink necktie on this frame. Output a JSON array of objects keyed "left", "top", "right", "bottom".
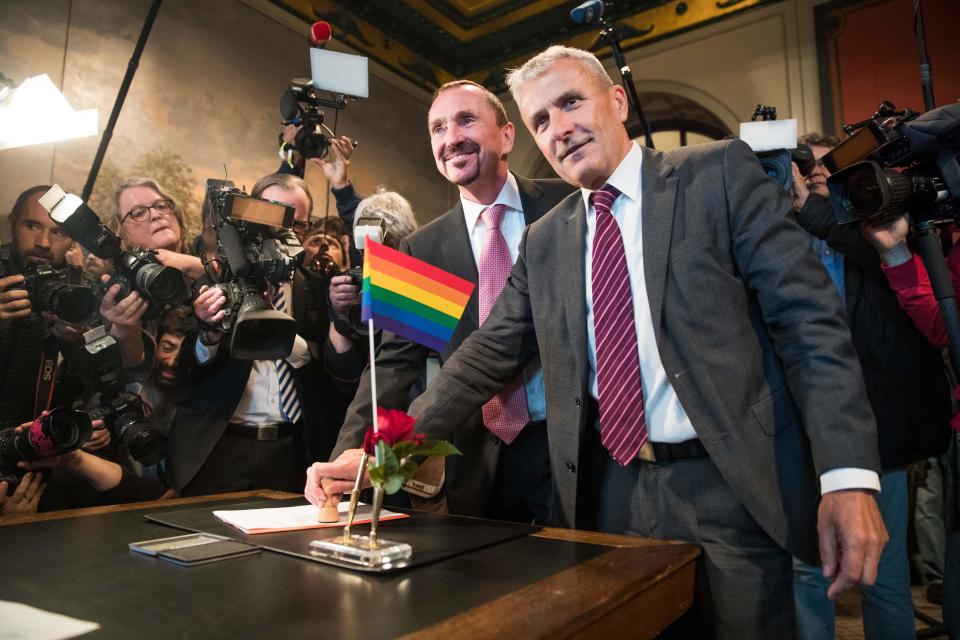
[
  {"left": 591, "top": 185, "right": 647, "bottom": 465},
  {"left": 478, "top": 204, "right": 529, "bottom": 444}
]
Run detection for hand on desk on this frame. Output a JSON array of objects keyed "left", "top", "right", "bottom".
[{"left": 304, "top": 448, "right": 368, "bottom": 507}]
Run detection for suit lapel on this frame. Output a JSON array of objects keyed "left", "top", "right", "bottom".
[
  {"left": 560, "top": 196, "right": 589, "bottom": 396},
  {"left": 515, "top": 175, "right": 546, "bottom": 224},
  {"left": 440, "top": 202, "right": 481, "bottom": 331},
  {"left": 640, "top": 147, "right": 678, "bottom": 345}
]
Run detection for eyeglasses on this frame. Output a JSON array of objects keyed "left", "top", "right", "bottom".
[
  {"left": 292, "top": 220, "right": 311, "bottom": 235},
  {"left": 122, "top": 199, "right": 173, "bottom": 223}
]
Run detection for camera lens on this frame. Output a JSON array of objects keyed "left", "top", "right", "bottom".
[
  {"left": 845, "top": 168, "right": 884, "bottom": 216},
  {"left": 48, "top": 284, "right": 98, "bottom": 323},
  {"left": 297, "top": 127, "right": 329, "bottom": 159},
  {"left": 114, "top": 412, "right": 166, "bottom": 466},
  {"left": 135, "top": 263, "right": 186, "bottom": 305}
]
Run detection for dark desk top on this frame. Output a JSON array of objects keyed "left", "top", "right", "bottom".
[{"left": 0, "top": 491, "right": 699, "bottom": 639}]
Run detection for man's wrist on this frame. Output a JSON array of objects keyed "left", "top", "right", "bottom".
[{"left": 880, "top": 242, "right": 912, "bottom": 267}]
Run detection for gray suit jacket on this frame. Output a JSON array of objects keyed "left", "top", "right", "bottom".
[
  {"left": 331, "top": 175, "right": 575, "bottom": 517},
  {"left": 407, "top": 140, "right": 880, "bottom": 563}
]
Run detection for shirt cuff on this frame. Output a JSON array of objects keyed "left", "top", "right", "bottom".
[
  {"left": 881, "top": 253, "right": 924, "bottom": 290},
  {"left": 819, "top": 467, "right": 881, "bottom": 495},
  {"left": 194, "top": 337, "right": 218, "bottom": 364}
]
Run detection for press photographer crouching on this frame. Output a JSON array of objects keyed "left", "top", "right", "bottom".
[
  {"left": 163, "top": 174, "right": 313, "bottom": 496},
  {"left": 0, "top": 410, "right": 140, "bottom": 519},
  {"left": 789, "top": 131, "right": 953, "bottom": 639}
]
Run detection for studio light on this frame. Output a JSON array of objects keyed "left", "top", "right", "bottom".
[{"left": 0, "top": 73, "right": 98, "bottom": 151}]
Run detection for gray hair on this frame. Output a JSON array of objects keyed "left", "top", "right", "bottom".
[
  {"left": 355, "top": 189, "right": 418, "bottom": 249},
  {"left": 506, "top": 45, "right": 612, "bottom": 103}
]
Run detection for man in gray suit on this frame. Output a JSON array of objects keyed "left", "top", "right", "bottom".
[
  {"left": 308, "top": 80, "right": 573, "bottom": 522},
  {"left": 309, "top": 48, "right": 887, "bottom": 636}
]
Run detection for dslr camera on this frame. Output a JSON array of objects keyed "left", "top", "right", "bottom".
[
  {"left": 0, "top": 407, "right": 93, "bottom": 495},
  {"left": 0, "top": 259, "right": 98, "bottom": 325},
  {"left": 823, "top": 101, "right": 960, "bottom": 224},
  {"left": 203, "top": 180, "right": 304, "bottom": 359},
  {"left": 37, "top": 185, "right": 190, "bottom": 319},
  {"left": 82, "top": 325, "right": 165, "bottom": 466}
]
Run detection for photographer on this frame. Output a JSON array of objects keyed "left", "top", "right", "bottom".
[
  {"left": 0, "top": 418, "right": 141, "bottom": 519},
  {"left": 163, "top": 174, "right": 315, "bottom": 496},
  {"left": 0, "top": 186, "right": 107, "bottom": 431},
  {"left": 790, "top": 134, "right": 953, "bottom": 639}
]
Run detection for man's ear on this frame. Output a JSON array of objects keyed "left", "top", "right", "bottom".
[
  {"left": 612, "top": 86, "right": 629, "bottom": 124},
  {"left": 501, "top": 121, "right": 516, "bottom": 158}
]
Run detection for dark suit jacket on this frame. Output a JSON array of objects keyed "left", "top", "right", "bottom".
[
  {"left": 795, "top": 195, "right": 952, "bottom": 469},
  {"left": 331, "top": 175, "right": 575, "bottom": 517},
  {"left": 406, "top": 141, "right": 881, "bottom": 564}
]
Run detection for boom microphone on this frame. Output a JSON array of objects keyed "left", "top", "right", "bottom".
[
  {"left": 570, "top": 0, "right": 605, "bottom": 25},
  {"left": 311, "top": 21, "right": 333, "bottom": 47}
]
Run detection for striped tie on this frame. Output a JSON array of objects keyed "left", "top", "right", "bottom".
[
  {"left": 478, "top": 204, "right": 529, "bottom": 444},
  {"left": 591, "top": 185, "right": 647, "bottom": 465},
  {"left": 272, "top": 287, "right": 302, "bottom": 424}
]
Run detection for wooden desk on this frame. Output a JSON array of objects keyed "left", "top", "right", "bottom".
[{"left": 1, "top": 492, "right": 698, "bottom": 639}]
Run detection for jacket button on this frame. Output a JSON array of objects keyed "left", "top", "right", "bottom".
[
  {"left": 566, "top": 461, "right": 576, "bottom": 473},
  {"left": 575, "top": 397, "right": 581, "bottom": 407}
]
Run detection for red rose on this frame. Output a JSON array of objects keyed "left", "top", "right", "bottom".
[{"left": 362, "top": 408, "right": 418, "bottom": 454}]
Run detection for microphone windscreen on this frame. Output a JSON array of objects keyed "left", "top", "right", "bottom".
[
  {"left": 570, "top": 0, "right": 604, "bottom": 24},
  {"left": 311, "top": 21, "right": 333, "bottom": 46},
  {"left": 280, "top": 91, "right": 300, "bottom": 122}
]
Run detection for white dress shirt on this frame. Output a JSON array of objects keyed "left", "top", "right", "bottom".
[
  {"left": 195, "top": 282, "right": 312, "bottom": 425},
  {"left": 460, "top": 172, "right": 546, "bottom": 421},
  {"left": 581, "top": 143, "right": 879, "bottom": 494}
]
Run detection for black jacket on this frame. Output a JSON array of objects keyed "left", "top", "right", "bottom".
[{"left": 796, "top": 195, "right": 952, "bottom": 469}]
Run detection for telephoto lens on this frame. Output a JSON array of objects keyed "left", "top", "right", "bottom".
[{"left": 0, "top": 407, "right": 93, "bottom": 468}]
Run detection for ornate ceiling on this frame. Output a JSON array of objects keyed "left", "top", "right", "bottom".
[{"left": 271, "top": 0, "right": 776, "bottom": 93}]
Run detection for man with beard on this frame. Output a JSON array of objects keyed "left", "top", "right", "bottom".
[
  {"left": 307, "top": 81, "right": 574, "bottom": 523},
  {"left": 140, "top": 305, "right": 197, "bottom": 433}
]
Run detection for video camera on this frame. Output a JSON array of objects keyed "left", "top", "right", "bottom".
[
  {"left": 37, "top": 185, "right": 190, "bottom": 319},
  {"left": 0, "top": 259, "right": 98, "bottom": 325},
  {"left": 0, "top": 407, "right": 92, "bottom": 495},
  {"left": 279, "top": 48, "right": 368, "bottom": 160},
  {"left": 823, "top": 101, "right": 960, "bottom": 225},
  {"left": 82, "top": 325, "right": 165, "bottom": 466},
  {"left": 740, "top": 105, "right": 815, "bottom": 190},
  {"left": 202, "top": 180, "right": 304, "bottom": 360}
]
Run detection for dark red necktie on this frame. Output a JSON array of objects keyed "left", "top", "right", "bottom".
[{"left": 591, "top": 185, "right": 647, "bottom": 465}]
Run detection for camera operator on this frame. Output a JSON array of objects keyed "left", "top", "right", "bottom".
[
  {"left": 163, "top": 174, "right": 315, "bottom": 496},
  {"left": 790, "top": 133, "right": 953, "bottom": 639}
]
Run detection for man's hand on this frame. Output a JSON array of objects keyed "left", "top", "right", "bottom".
[
  {"left": 82, "top": 419, "right": 111, "bottom": 452},
  {"left": 304, "top": 448, "right": 368, "bottom": 507},
  {"left": 282, "top": 123, "right": 302, "bottom": 146},
  {"left": 791, "top": 162, "right": 810, "bottom": 212},
  {"left": 194, "top": 285, "right": 227, "bottom": 325},
  {"left": 0, "top": 471, "right": 45, "bottom": 517},
  {"left": 41, "top": 311, "right": 87, "bottom": 345},
  {"left": 329, "top": 275, "right": 360, "bottom": 316},
  {"left": 309, "top": 136, "right": 356, "bottom": 189},
  {"left": 860, "top": 214, "right": 910, "bottom": 254},
  {"left": 818, "top": 489, "right": 888, "bottom": 599},
  {"left": 0, "top": 274, "right": 31, "bottom": 327}
]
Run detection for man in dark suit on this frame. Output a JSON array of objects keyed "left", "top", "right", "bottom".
[
  {"left": 309, "top": 48, "right": 888, "bottom": 636},
  {"left": 309, "top": 80, "right": 573, "bottom": 522},
  {"left": 165, "top": 174, "right": 314, "bottom": 496}
]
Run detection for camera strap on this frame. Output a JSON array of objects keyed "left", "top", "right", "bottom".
[{"left": 33, "top": 336, "right": 60, "bottom": 416}]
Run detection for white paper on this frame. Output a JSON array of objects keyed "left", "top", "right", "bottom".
[
  {"left": 212, "top": 502, "right": 407, "bottom": 534},
  {"left": 0, "top": 601, "right": 99, "bottom": 640}
]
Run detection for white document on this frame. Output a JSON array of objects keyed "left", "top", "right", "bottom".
[
  {"left": 213, "top": 502, "right": 407, "bottom": 535},
  {"left": 0, "top": 601, "right": 99, "bottom": 640}
]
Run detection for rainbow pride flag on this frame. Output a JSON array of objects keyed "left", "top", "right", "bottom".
[{"left": 361, "top": 240, "right": 475, "bottom": 352}]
